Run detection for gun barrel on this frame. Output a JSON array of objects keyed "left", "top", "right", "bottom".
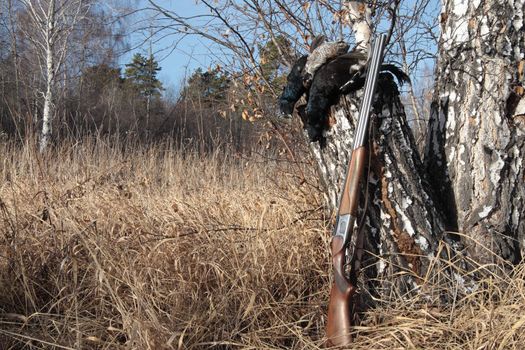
[
  {"left": 353, "top": 35, "right": 387, "bottom": 150},
  {"left": 333, "top": 34, "right": 387, "bottom": 244}
]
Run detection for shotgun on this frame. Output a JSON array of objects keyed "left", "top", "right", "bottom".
[{"left": 326, "top": 34, "right": 387, "bottom": 346}]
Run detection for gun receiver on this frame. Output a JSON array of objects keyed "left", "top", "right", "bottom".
[{"left": 326, "top": 35, "right": 387, "bottom": 347}]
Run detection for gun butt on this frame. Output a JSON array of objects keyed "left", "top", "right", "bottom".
[{"left": 326, "top": 236, "right": 355, "bottom": 347}]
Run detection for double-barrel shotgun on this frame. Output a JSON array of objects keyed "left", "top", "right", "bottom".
[{"left": 326, "top": 34, "right": 387, "bottom": 347}]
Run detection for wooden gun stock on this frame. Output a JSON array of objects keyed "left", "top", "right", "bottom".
[{"left": 326, "top": 236, "right": 355, "bottom": 346}]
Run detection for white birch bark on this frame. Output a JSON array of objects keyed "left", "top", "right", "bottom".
[
  {"left": 40, "top": 0, "right": 56, "bottom": 152},
  {"left": 425, "top": 0, "right": 525, "bottom": 263},
  {"left": 343, "top": 0, "right": 372, "bottom": 50}
]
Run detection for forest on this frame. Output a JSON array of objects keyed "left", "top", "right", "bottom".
[{"left": 0, "top": 0, "right": 524, "bottom": 348}]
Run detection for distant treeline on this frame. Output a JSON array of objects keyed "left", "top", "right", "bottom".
[{"left": 0, "top": 1, "right": 286, "bottom": 153}]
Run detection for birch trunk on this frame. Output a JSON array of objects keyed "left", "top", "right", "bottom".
[
  {"left": 425, "top": 0, "right": 525, "bottom": 264},
  {"left": 39, "top": 0, "right": 56, "bottom": 152},
  {"left": 343, "top": 0, "right": 371, "bottom": 51},
  {"left": 302, "top": 74, "right": 458, "bottom": 303}
]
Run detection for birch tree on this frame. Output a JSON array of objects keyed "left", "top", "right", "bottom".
[
  {"left": 295, "top": 1, "right": 465, "bottom": 303},
  {"left": 425, "top": 0, "right": 525, "bottom": 264},
  {"left": 19, "top": 0, "right": 93, "bottom": 151}
]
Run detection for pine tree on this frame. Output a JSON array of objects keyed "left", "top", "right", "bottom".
[
  {"left": 185, "top": 67, "right": 230, "bottom": 105},
  {"left": 125, "top": 53, "right": 163, "bottom": 128},
  {"left": 258, "top": 35, "right": 290, "bottom": 91},
  {"left": 125, "top": 53, "right": 163, "bottom": 98}
]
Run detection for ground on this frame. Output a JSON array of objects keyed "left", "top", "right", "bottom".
[{"left": 0, "top": 139, "right": 524, "bottom": 349}]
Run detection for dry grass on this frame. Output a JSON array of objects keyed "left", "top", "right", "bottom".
[{"left": 0, "top": 138, "right": 524, "bottom": 349}]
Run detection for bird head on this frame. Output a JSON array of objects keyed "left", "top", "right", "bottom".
[{"left": 278, "top": 55, "right": 308, "bottom": 118}]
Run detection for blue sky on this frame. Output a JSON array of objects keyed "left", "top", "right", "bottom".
[
  {"left": 120, "top": 0, "right": 438, "bottom": 97},
  {"left": 121, "top": 1, "right": 212, "bottom": 94}
]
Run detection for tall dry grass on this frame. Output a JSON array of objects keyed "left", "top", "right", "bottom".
[{"left": 0, "top": 138, "right": 524, "bottom": 349}]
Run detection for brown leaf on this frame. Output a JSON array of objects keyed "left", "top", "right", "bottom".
[{"left": 302, "top": 2, "right": 311, "bottom": 12}]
